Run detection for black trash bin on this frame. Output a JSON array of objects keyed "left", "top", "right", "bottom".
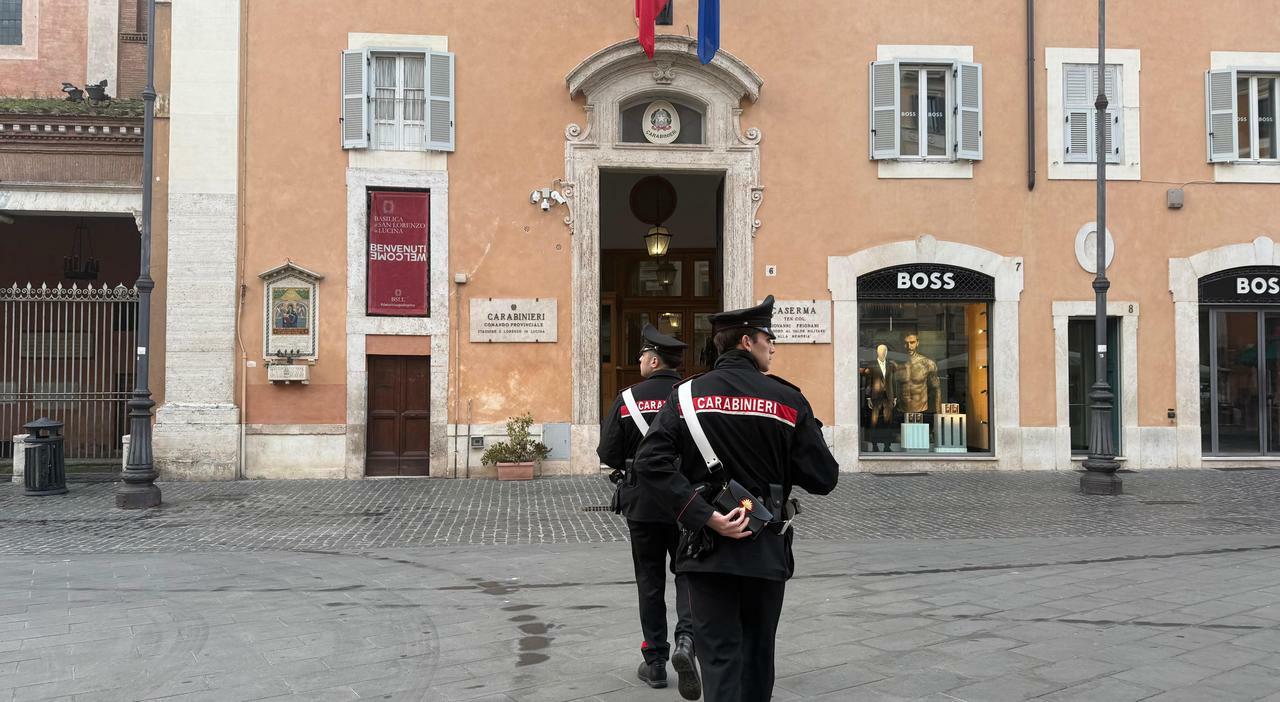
[{"left": 23, "top": 418, "right": 68, "bottom": 496}]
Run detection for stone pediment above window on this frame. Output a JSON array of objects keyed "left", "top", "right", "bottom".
[{"left": 564, "top": 35, "right": 763, "bottom": 150}]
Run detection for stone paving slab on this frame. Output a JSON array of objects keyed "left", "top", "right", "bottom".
[
  {"left": 2, "top": 470, "right": 1280, "bottom": 554},
  {"left": 0, "top": 535, "right": 1277, "bottom": 700},
  {"left": 0, "top": 471, "right": 1280, "bottom": 699}
]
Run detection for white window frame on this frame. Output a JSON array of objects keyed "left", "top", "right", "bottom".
[
  {"left": 897, "top": 63, "right": 954, "bottom": 161},
  {"left": 370, "top": 52, "right": 428, "bottom": 153},
  {"left": 1211, "top": 52, "right": 1280, "bottom": 183},
  {"left": 1237, "top": 73, "right": 1280, "bottom": 162},
  {"left": 875, "top": 44, "right": 974, "bottom": 180},
  {"left": 1046, "top": 48, "right": 1141, "bottom": 181}
]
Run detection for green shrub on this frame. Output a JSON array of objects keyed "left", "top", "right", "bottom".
[{"left": 480, "top": 413, "right": 551, "bottom": 466}]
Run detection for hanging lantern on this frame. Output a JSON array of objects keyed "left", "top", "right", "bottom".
[
  {"left": 645, "top": 226, "right": 672, "bottom": 258},
  {"left": 631, "top": 176, "right": 678, "bottom": 258}
]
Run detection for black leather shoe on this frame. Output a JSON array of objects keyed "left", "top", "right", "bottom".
[
  {"left": 637, "top": 659, "right": 667, "bottom": 689},
  {"left": 670, "top": 635, "right": 701, "bottom": 700}
]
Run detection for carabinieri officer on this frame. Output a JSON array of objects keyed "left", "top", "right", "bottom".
[
  {"left": 597, "top": 324, "right": 700, "bottom": 699},
  {"left": 632, "top": 296, "right": 839, "bottom": 702}
]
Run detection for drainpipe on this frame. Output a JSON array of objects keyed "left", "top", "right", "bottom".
[{"left": 1027, "top": 0, "right": 1036, "bottom": 191}]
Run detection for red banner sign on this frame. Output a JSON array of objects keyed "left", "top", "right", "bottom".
[{"left": 367, "top": 191, "right": 429, "bottom": 316}]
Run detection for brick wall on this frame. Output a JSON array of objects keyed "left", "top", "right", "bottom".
[
  {"left": 0, "top": 0, "right": 89, "bottom": 98},
  {"left": 115, "top": 0, "right": 145, "bottom": 98},
  {"left": 117, "top": 38, "right": 145, "bottom": 98}
]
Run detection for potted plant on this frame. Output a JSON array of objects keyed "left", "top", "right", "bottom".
[{"left": 481, "top": 413, "right": 551, "bottom": 481}]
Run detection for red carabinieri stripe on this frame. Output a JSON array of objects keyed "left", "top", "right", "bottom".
[
  {"left": 679, "top": 395, "right": 799, "bottom": 426},
  {"left": 620, "top": 399, "right": 665, "bottom": 418}
]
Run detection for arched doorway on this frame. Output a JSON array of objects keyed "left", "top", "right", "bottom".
[
  {"left": 1171, "top": 236, "right": 1280, "bottom": 465},
  {"left": 561, "top": 36, "right": 765, "bottom": 471}
]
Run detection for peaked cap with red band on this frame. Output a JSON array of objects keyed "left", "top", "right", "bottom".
[{"left": 709, "top": 295, "right": 776, "bottom": 340}]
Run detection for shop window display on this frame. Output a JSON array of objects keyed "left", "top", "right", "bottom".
[{"left": 856, "top": 265, "right": 994, "bottom": 456}]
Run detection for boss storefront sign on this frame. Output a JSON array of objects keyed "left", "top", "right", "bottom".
[
  {"left": 367, "top": 191, "right": 430, "bottom": 316},
  {"left": 856, "top": 264, "right": 995, "bottom": 300},
  {"left": 1200, "top": 267, "right": 1280, "bottom": 304}
]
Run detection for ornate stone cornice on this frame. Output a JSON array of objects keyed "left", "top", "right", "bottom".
[
  {"left": 566, "top": 35, "right": 762, "bottom": 103},
  {"left": 0, "top": 114, "right": 144, "bottom": 149}
]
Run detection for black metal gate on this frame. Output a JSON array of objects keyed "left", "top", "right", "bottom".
[{"left": 0, "top": 283, "right": 139, "bottom": 464}]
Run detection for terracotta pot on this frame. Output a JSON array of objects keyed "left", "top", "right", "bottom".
[{"left": 496, "top": 462, "right": 535, "bottom": 481}]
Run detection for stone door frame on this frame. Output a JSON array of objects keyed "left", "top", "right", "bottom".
[
  {"left": 344, "top": 168, "right": 450, "bottom": 479},
  {"left": 562, "top": 36, "right": 764, "bottom": 471}
]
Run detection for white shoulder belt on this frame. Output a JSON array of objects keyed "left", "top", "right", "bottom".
[
  {"left": 678, "top": 380, "right": 722, "bottom": 472},
  {"left": 621, "top": 388, "right": 649, "bottom": 435}
]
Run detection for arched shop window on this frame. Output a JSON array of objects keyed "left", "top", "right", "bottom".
[
  {"left": 1198, "top": 267, "right": 1280, "bottom": 456},
  {"left": 856, "top": 265, "right": 993, "bottom": 455}
]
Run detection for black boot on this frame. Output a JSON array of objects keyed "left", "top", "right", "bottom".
[
  {"left": 637, "top": 659, "right": 667, "bottom": 689},
  {"left": 670, "top": 634, "right": 701, "bottom": 700}
]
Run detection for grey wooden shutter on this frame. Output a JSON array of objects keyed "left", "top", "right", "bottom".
[
  {"left": 1103, "top": 65, "right": 1122, "bottom": 164},
  {"left": 869, "top": 60, "right": 899, "bottom": 160},
  {"left": 1064, "top": 63, "right": 1093, "bottom": 162},
  {"left": 1206, "top": 68, "right": 1238, "bottom": 162},
  {"left": 955, "top": 62, "right": 983, "bottom": 160},
  {"left": 341, "top": 49, "right": 369, "bottom": 149},
  {"left": 425, "top": 51, "right": 455, "bottom": 152}
]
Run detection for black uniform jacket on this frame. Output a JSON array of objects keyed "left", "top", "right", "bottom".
[
  {"left": 632, "top": 350, "right": 840, "bottom": 581},
  {"left": 598, "top": 369, "right": 683, "bottom": 523}
]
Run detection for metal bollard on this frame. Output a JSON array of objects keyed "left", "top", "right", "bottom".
[{"left": 23, "top": 418, "right": 67, "bottom": 496}]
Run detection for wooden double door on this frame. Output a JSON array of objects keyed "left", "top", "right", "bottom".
[
  {"left": 366, "top": 355, "right": 430, "bottom": 476},
  {"left": 600, "top": 250, "right": 722, "bottom": 418}
]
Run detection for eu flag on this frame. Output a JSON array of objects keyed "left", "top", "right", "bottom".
[{"left": 697, "top": 0, "right": 720, "bottom": 65}]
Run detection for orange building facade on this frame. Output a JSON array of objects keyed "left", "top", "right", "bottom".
[{"left": 147, "top": 1, "right": 1280, "bottom": 480}]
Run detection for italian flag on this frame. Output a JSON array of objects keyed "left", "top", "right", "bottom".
[{"left": 635, "top": 0, "right": 670, "bottom": 59}]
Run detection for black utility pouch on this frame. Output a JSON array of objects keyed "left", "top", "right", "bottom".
[{"left": 711, "top": 479, "right": 774, "bottom": 539}]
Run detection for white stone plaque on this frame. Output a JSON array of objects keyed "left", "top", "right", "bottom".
[
  {"left": 470, "top": 298, "right": 557, "bottom": 343},
  {"left": 768, "top": 299, "right": 831, "bottom": 344}
]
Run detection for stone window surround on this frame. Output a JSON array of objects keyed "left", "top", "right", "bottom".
[
  {"left": 828, "top": 235, "right": 1024, "bottom": 470},
  {"left": 0, "top": 0, "right": 37, "bottom": 60},
  {"left": 1045, "top": 47, "right": 1142, "bottom": 181},
  {"left": 875, "top": 44, "right": 976, "bottom": 180},
  {"left": 1051, "top": 301, "right": 1139, "bottom": 469},
  {"left": 1211, "top": 52, "right": 1280, "bottom": 184},
  {"left": 345, "top": 167, "right": 449, "bottom": 478},
  {"left": 1170, "top": 235, "right": 1280, "bottom": 468},
  {"left": 561, "top": 35, "right": 764, "bottom": 472}
]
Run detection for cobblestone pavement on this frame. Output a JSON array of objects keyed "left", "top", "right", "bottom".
[
  {"left": 2, "top": 471, "right": 1280, "bottom": 700},
  {"left": 2, "top": 470, "right": 1280, "bottom": 554}
]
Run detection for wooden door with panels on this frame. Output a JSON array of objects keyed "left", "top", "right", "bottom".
[
  {"left": 600, "top": 249, "right": 722, "bottom": 419},
  {"left": 366, "top": 355, "right": 431, "bottom": 476}
]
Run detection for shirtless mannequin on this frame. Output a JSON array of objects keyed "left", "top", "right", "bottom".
[{"left": 898, "top": 333, "right": 941, "bottom": 414}]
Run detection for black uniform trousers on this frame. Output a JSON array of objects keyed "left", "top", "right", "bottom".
[
  {"left": 686, "top": 571, "right": 786, "bottom": 702},
  {"left": 627, "top": 519, "right": 693, "bottom": 664}
]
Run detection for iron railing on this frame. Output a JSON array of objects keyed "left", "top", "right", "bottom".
[{"left": 0, "top": 282, "right": 139, "bottom": 464}]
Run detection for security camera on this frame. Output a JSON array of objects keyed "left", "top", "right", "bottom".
[
  {"left": 550, "top": 190, "right": 566, "bottom": 205},
  {"left": 530, "top": 190, "right": 541, "bottom": 205},
  {"left": 540, "top": 198, "right": 551, "bottom": 211}
]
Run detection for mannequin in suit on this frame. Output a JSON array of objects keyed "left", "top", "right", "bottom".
[{"left": 860, "top": 344, "right": 897, "bottom": 451}]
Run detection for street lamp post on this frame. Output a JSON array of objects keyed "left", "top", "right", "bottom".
[
  {"left": 117, "top": 0, "right": 161, "bottom": 509},
  {"left": 1081, "top": 0, "right": 1122, "bottom": 495}
]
